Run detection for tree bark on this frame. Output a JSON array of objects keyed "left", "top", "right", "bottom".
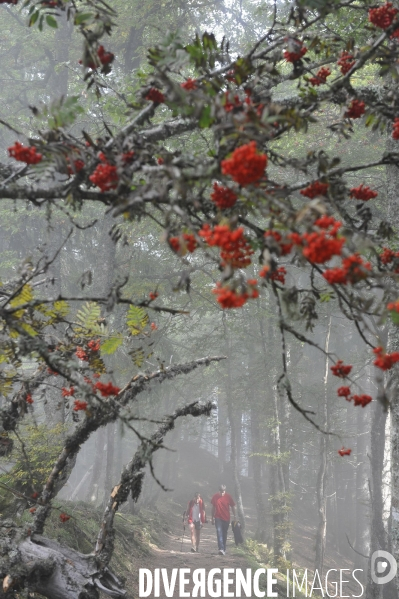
[
  {"left": 223, "top": 313, "right": 246, "bottom": 530},
  {"left": 366, "top": 397, "right": 388, "bottom": 599},
  {"left": 314, "top": 317, "right": 331, "bottom": 575}
]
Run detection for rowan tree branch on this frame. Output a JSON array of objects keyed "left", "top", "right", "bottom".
[
  {"left": 32, "top": 355, "right": 226, "bottom": 534},
  {"left": 95, "top": 399, "right": 214, "bottom": 564}
]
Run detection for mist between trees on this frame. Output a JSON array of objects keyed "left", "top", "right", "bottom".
[{"left": 1, "top": 0, "right": 399, "bottom": 598}]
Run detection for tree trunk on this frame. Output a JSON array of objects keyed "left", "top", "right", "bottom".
[
  {"left": 314, "top": 317, "right": 331, "bottom": 575},
  {"left": 103, "top": 423, "right": 115, "bottom": 507},
  {"left": 251, "top": 404, "right": 267, "bottom": 541},
  {"left": 366, "top": 397, "right": 388, "bottom": 599},
  {"left": 85, "top": 427, "right": 106, "bottom": 503},
  {"left": 223, "top": 314, "right": 246, "bottom": 530}
]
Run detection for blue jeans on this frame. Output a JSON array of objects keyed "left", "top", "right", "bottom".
[{"left": 215, "top": 518, "right": 229, "bottom": 551}]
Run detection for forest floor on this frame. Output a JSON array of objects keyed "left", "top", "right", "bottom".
[
  {"left": 114, "top": 498, "right": 363, "bottom": 599},
  {"left": 124, "top": 501, "right": 285, "bottom": 599}
]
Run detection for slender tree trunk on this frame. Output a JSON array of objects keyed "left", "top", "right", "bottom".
[
  {"left": 218, "top": 395, "right": 227, "bottom": 475},
  {"left": 223, "top": 314, "right": 245, "bottom": 530},
  {"left": 354, "top": 375, "right": 370, "bottom": 579},
  {"left": 251, "top": 404, "right": 267, "bottom": 541},
  {"left": 103, "top": 423, "right": 115, "bottom": 507},
  {"left": 257, "top": 295, "right": 289, "bottom": 562},
  {"left": 85, "top": 427, "right": 106, "bottom": 503},
  {"left": 314, "top": 318, "right": 331, "bottom": 575},
  {"left": 366, "top": 398, "right": 388, "bottom": 599}
]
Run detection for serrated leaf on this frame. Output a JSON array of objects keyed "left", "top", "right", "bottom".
[
  {"left": 75, "top": 302, "right": 101, "bottom": 334},
  {"left": 89, "top": 355, "right": 106, "bottom": 374},
  {"left": 320, "top": 292, "right": 332, "bottom": 303},
  {"left": 21, "top": 323, "right": 38, "bottom": 337},
  {"left": 126, "top": 306, "right": 149, "bottom": 335},
  {"left": 53, "top": 300, "right": 70, "bottom": 318},
  {"left": 101, "top": 335, "right": 123, "bottom": 355},
  {"left": 10, "top": 285, "right": 33, "bottom": 309},
  {"left": 129, "top": 348, "right": 145, "bottom": 367},
  {"left": 0, "top": 373, "right": 15, "bottom": 397}
]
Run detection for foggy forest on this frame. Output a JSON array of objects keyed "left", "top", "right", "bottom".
[{"left": 0, "top": 0, "right": 399, "bottom": 597}]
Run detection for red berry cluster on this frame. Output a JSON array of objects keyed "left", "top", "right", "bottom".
[
  {"left": 264, "top": 230, "right": 293, "bottom": 256},
  {"left": 75, "top": 347, "right": 89, "bottom": 361},
  {"left": 89, "top": 153, "right": 118, "bottom": 192},
  {"left": 368, "top": 2, "right": 398, "bottom": 28},
  {"left": 88, "top": 339, "right": 100, "bottom": 352},
  {"left": 290, "top": 218, "right": 344, "bottom": 264},
  {"left": 8, "top": 142, "right": 42, "bottom": 164},
  {"left": 94, "top": 381, "right": 121, "bottom": 397},
  {"left": 97, "top": 45, "right": 114, "bottom": 65},
  {"left": 67, "top": 159, "right": 85, "bottom": 175},
  {"left": 300, "top": 181, "right": 329, "bottom": 198},
  {"left": 259, "top": 265, "right": 287, "bottom": 284},
  {"left": 181, "top": 78, "right": 197, "bottom": 90},
  {"left": 199, "top": 224, "right": 254, "bottom": 268},
  {"left": 61, "top": 387, "right": 75, "bottom": 397},
  {"left": 146, "top": 88, "right": 165, "bottom": 104},
  {"left": 73, "top": 400, "right": 88, "bottom": 411},
  {"left": 212, "top": 281, "right": 258, "bottom": 309},
  {"left": 210, "top": 183, "right": 238, "bottom": 209},
  {"left": 223, "top": 92, "right": 241, "bottom": 112},
  {"left": 350, "top": 184, "right": 378, "bottom": 201},
  {"left": 169, "top": 234, "right": 197, "bottom": 254},
  {"left": 337, "top": 51, "right": 355, "bottom": 75},
  {"left": 283, "top": 47, "right": 307, "bottom": 62},
  {"left": 352, "top": 394, "right": 373, "bottom": 407},
  {"left": 309, "top": 67, "right": 331, "bottom": 86},
  {"left": 331, "top": 360, "right": 352, "bottom": 377},
  {"left": 337, "top": 386, "right": 351, "bottom": 397},
  {"left": 345, "top": 99, "right": 366, "bottom": 119},
  {"left": 373, "top": 346, "right": 399, "bottom": 370},
  {"left": 323, "top": 254, "right": 371, "bottom": 285},
  {"left": 26, "top": 394, "right": 33, "bottom": 404},
  {"left": 221, "top": 142, "right": 267, "bottom": 187},
  {"left": 381, "top": 247, "right": 399, "bottom": 266},
  {"left": 337, "top": 386, "right": 372, "bottom": 407},
  {"left": 338, "top": 447, "right": 352, "bottom": 457},
  {"left": 59, "top": 513, "right": 71, "bottom": 522}
]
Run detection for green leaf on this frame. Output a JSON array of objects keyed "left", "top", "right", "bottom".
[
  {"left": 320, "top": 292, "right": 333, "bottom": 303},
  {"left": 75, "top": 302, "right": 101, "bottom": 334},
  {"left": 29, "top": 11, "right": 39, "bottom": 26},
  {"left": 53, "top": 300, "right": 70, "bottom": 318},
  {"left": 10, "top": 285, "right": 34, "bottom": 309},
  {"left": 74, "top": 12, "right": 93, "bottom": 25},
  {"left": 390, "top": 311, "right": 399, "bottom": 326},
  {"left": 126, "top": 306, "right": 149, "bottom": 335},
  {"left": 129, "top": 348, "right": 145, "bottom": 367},
  {"left": 199, "top": 105, "right": 214, "bottom": 129},
  {"left": 46, "top": 15, "right": 58, "bottom": 28},
  {"left": 100, "top": 335, "right": 123, "bottom": 355}
]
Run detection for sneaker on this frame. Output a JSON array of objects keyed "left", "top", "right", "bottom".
[
  {"left": 191, "top": 547, "right": 196, "bottom": 553},
  {"left": 218, "top": 549, "right": 225, "bottom": 555},
  {"left": 196, "top": 547, "right": 200, "bottom": 553}
]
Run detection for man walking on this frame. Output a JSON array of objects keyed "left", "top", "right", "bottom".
[{"left": 211, "top": 484, "right": 236, "bottom": 555}]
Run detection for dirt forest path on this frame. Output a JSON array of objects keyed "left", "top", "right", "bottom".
[{"left": 134, "top": 506, "right": 255, "bottom": 599}]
